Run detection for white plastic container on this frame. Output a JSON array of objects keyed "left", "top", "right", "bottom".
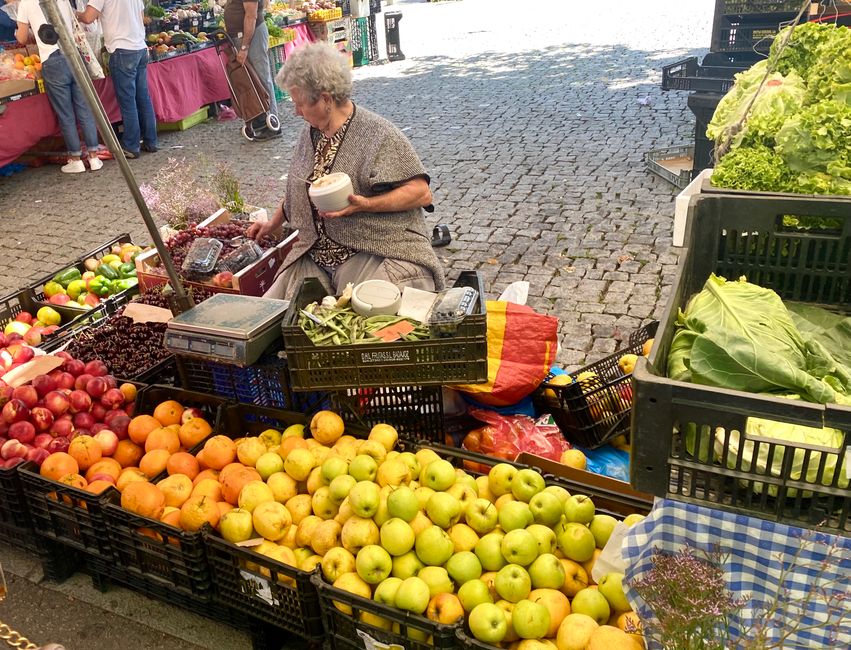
[
  {"left": 673, "top": 168, "right": 713, "bottom": 247},
  {"left": 308, "top": 173, "right": 354, "bottom": 213},
  {"left": 351, "top": 280, "right": 401, "bottom": 317}
]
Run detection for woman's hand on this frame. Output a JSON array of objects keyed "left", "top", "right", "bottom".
[
  {"left": 320, "top": 194, "right": 371, "bottom": 219},
  {"left": 247, "top": 219, "right": 276, "bottom": 241}
]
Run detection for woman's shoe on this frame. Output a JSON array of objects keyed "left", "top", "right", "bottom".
[
  {"left": 88, "top": 157, "right": 103, "bottom": 171},
  {"left": 61, "top": 160, "right": 86, "bottom": 174}
]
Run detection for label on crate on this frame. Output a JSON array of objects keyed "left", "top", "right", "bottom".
[
  {"left": 356, "top": 630, "right": 403, "bottom": 650},
  {"left": 239, "top": 570, "right": 279, "bottom": 606},
  {"left": 359, "top": 349, "right": 411, "bottom": 364},
  {"left": 845, "top": 447, "right": 851, "bottom": 481}
]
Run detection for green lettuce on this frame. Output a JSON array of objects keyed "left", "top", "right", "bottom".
[
  {"left": 774, "top": 99, "right": 851, "bottom": 177},
  {"left": 710, "top": 144, "right": 791, "bottom": 192},
  {"left": 769, "top": 21, "right": 835, "bottom": 78}
]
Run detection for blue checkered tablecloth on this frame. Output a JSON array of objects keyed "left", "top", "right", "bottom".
[{"left": 622, "top": 498, "right": 851, "bottom": 649}]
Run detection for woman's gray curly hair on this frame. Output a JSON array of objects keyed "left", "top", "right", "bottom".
[{"left": 275, "top": 42, "right": 352, "bottom": 104}]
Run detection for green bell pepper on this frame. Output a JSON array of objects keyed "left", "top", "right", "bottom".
[
  {"left": 95, "top": 263, "right": 120, "bottom": 280},
  {"left": 53, "top": 267, "right": 82, "bottom": 288},
  {"left": 88, "top": 275, "right": 113, "bottom": 297},
  {"left": 118, "top": 262, "right": 137, "bottom": 278},
  {"left": 112, "top": 278, "right": 139, "bottom": 293}
]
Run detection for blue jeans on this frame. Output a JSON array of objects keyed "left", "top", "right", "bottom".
[
  {"left": 109, "top": 48, "right": 157, "bottom": 153},
  {"left": 41, "top": 52, "right": 100, "bottom": 157}
]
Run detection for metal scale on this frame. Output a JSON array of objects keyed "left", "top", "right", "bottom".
[{"left": 164, "top": 293, "right": 290, "bottom": 366}]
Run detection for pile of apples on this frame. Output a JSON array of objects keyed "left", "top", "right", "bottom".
[
  {"left": 123, "top": 410, "right": 647, "bottom": 649},
  {"left": 3, "top": 307, "right": 63, "bottom": 349},
  {"left": 0, "top": 352, "right": 141, "bottom": 469},
  {"left": 37, "top": 398, "right": 213, "bottom": 497}
]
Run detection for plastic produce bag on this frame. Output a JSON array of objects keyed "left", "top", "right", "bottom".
[
  {"left": 580, "top": 444, "right": 631, "bottom": 482},
  {"left": 461, "top": 407, "right": 571, "bottom": 463}
]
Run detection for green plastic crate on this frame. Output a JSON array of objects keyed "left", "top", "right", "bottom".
[{"left": 157, "top": 105, "right": 209, "bottom": 132}]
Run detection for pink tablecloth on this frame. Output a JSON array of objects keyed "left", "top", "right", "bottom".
[{"left": 0, "top": 46, "right": 231, "bottom": 167}]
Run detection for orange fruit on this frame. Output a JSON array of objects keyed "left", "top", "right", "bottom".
[
  {"left": 218, "top": 462, "right": 246, "bottom": 484},
  {"left": 119, "top": 383, "right": 138, "bottom": 403},
  {"left": 179, "top": 495, "right": 220, "bottom": 532},
  {"left": 113, "top": 440, "right": 144, "bottom": 468},
  {"left": 201, "top": 436, "right": 236, "bottom": 470},
  {"left": 116, "top": 468, "right": 148, "bottom": 492},
  {"left": 278, "top": 436, "right": 309, "bottom": 460},
  {"left": 85, "top": 458, "right": 122, "bottom": 483},
  {"left": 153, "top": 400, "right": 184, "bottom": 427},
  {"left": 166, "top": 452, "right": 199, "bottom": 480},
  {"left": 192, "top": 468, "right": 220, "bottom": 486},
  {"left": 58, "top": 473, "right": 87, "bottom": 489},
  {"left": 179, "top": 417, "right": 212, "bottom": 449},
  {"left": 221, "top": 466, "right": 261, "bottom": 505},
  {"left": 139, "top": 449, "right": 171, "bottom": 478},
  {"left": 145, "top": 427, "right": 180, "bottom": 454},
  {"left": 86, "top": 480, "right": 114, "bottom": 494},
  {"left": 161, "top": 508, "right": 181, "bottom": 528},
  {"left": 40, "top": 452, "right": 79, "bottom": 481},
  {"left": 191, "top": 478, "right": 223, "bottom": 502},
  {"left": 121, "top": 481, "right": 165, "bottom": 520},
  {"left": 156, "top": 474, "right": 193, "bottom": 508},
  {"left": 128, "top": 415, "right": 161, "bottom": 445},
  {"left": 68, "top": 435, "right": 102, "bottom": 471}
]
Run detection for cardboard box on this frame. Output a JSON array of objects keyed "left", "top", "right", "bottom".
[
  {"left": 515, "top": 452, "right": 654, "bottom": 516},
  {"left": 135, "top": 209, "right": 298, "bottom": 297}
]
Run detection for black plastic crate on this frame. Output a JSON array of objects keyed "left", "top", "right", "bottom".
[
  {"left": 533, "top": 322, "right": 658, "bottom": 449},
  {"left": 0, "top": 460, "right": 34, "bottom": 548},
  {"left": 18, "top": 461, "right": 115, "bottom": 557},
  {"left": 205, "top": 533, "right": 324, "bottom": 640},
  {"left": 311, "top": 573, "right": 461, "bottom": 650},
  {"left": 102, "top": 492, "right": 212, "bottom": 600},
  {"left": 219, "top": 402, "right": 310, "bottom": 439},
  {"left": 661, "top": 56, "right": 738, "bottom": 93},
  {"left": 645, "top": 145, "right": 694, "bottom": 190},
  {"left": 711, "top": 15, "right": 782, "bottom": 52},
  {"left": 38, "top": 536, "right": 84, "bottom": 582},
  {"left": 632, "top": 194, "right": 851, "bottom": 534},
  {"left": 282, "top": 271, "right": 487, "bottom": 391},
  {"left": 135, "top": 384, "right": 230, "bottom": 427},
  {"left": 719, "top": 0, "right": 804, "bottom": 14},
  {"left": 688, "top": 92, "right": 722, "bottom": 174}
]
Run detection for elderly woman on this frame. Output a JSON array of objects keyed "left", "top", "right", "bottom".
[{"left": 248, "top": 42, "right": 444, "bottom": 300}]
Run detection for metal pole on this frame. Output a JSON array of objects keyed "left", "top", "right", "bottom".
[{"left": 37, "top": 0, "right": 194, "bottom": 314}]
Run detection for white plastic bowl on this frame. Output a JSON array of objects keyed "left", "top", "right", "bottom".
[{"left": 308, "top": 172, "right": 353, "bottom": 213}]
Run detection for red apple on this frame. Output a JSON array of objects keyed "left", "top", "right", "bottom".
[
  {"left": 56, "top": 372, "right": 75, "bottom": 390},
  {"left": 180, "top": 407, "right": 204, "bottom": 424},
  {"left": 68, "top": 390, "right": 92, "bottom": 414},
  {"left": 103, "top": 375, "right": 118, "bottom": 390},
  {"left": 8, "top": 420, "right": 35, "bottom": 444},
  {"left": 84, "top": 360, "right": 108, "bottom": 377},
  {"left": 0, "top": 421, "right": 8, "bottom": 436},
  {"left": 34, "top": 433, "right": 54, "bottom": 449},
  {"left": 12, "top": 385, "right": 38, "bottom": 409},
  {"left": 74, "top": 373, "right": 94, "bottom": 391},
  {"left": 2, "top": 399, "right": 30, "bottom": 424},
  {"left": 101, "top": 388, "right": 125, "bottom": 409},
  {"left": 93, "top": 430, "right": 118, "bottom": 455},
  {"left": 32, "top": 374, "right": 57, "bottom": 398},
  {"left": 22, "top": 329, "right": 42, "bottom": 346},
  {"left": 1, "top": 438, "right": 27, "bottom": 460},
  {"left": 15, "top": 312, "right": 33, "bottom": 325},
  {"left": 107, "top": 414, "right": 130, "bottom": 440},
  {"left": 0, "top": 333, "right": 7, "bottom": 347},
  {"left": 44, "top": 391, "right": 71, "bottom": 417},
  {"left": 0, "top": 457, "right": 24, "bottom": 469},
  {"left": 125, "top": 402, "right": 135, "bottom": 418},
  {"left": 73, "top": 411, "right": 96, "bottom": 431},
  {"left": 91, "top": 403, "right": 107, "bottom": 422},
  {"left": 6, "top": 333, "right": 22, "bottom": 343},
  {"left": 83, "top": 294, "right": 100, "bottom": 307},
  {"left": 85, "top": 377, "right": 107, "bottom": 398},
  {"left": 46, "top": 437, "right": 70, "bottom": 453},
  {"left": 63, "top": 359, "right": 85, "bottom": 377},
  {"left": 54, "top": 351, "right": 72, "bottom": 361},
  {"left": 26, "top": 447, "right": 50, "bottom": 465},
  {"left": 11, "top": 346, "right": 34, "bottom": 365},
  {"left": 31, "top": 406, "right": 55, "bottom": 432},
  {"left": 49, "top": 294, "right": 71, "bottom": 306}
]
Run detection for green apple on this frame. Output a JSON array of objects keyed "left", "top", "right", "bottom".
[
  {"left": 356, "top": 544, "right": 392, "bottom": 584},
  {"left": 597, "top": 571, "right": 631, "bottom": 612},
  {"left": 501, "top": 529, "right": 539, "bottom": 566},
  {"left": 348, "top": 481, "right": 380, "bottom": 518},
  {"left": 623, "top": 513, "right": 645, "bottom": 528},
  {"left": 527, "top": 553, "right": 565, "bottom": 589},
  {"left": 494, "top": 563, "right": 532, "bottom": 603},
  {"left": 238, "top": 480, "right": 275, "bottom": 513},
  {"left": 556, "top": 612, "right": 598, "bottom": 650},
  {"left": 511, "top": 468, "right": 546, "bottom": 502},
  {"left": 466, "top": 498, "right": 499, "bottom": 534},
  {"left": 446, "top": 482, "right": 477, "bottom": 517},
  {"left": 445, "top": 550, "right": 482, "bottom": 584},
  {"left": 468, "top": 602, "right": 508, "bottom": 644},
  {"left": 417, "top": 565, "right": 453, "bottom": 597},
  {"left": 341, "top": 515, "right": 380, "bottom": 554},
  {"left": 321, "top": 456, "right": 349, "bottom": 483},
  {"left": 458, "top": 578, "right": 493, "bottom": 612},
  {"left": 414, "top": 525, "right": 454, "bottom": 566},
  {"left": 589, "top": 514, "right": 618, "bottom": 549},
  {"left": 373, "top": 576, "right": 404, "bottom": 605},
  {"left": 426, "top": 491, "right": 462, "bottom": 529},
  {"left": 498, "top": 501, "right": 533, "bottom": 532},
  {"left": 219, "top": 507, "right": 254, "bottom": 543},
  {"left": 414, "top": 486, "right": 435, "bottom": 511},
  {"left": 255, "top": 451, "right": 285, "bottom": 480},
  {"left": 563, "top": 494, "right": 595, "bottom": 524},
  {"left": 525, "top": 524, "right": 557, "bottom": 556},
  {"left": 542, "top": 485, "right": 571, "bottom": 503},
  {"left": 321, "top": 546, "right": 356, "bottom": 582},
  {"left": 511, "top": 598, "right": 550, "bottom": 640},
  {"left": 557, "top": 522, "right": 596, "bottom": 563},
  {"left": 420, "top": 459, "right": 456, "bottom": 491},
  {"left": 570, "top": 587, "right": 610, "bottom": 625},
  {"left": 373, "top": 491, "right": 391, "bottom": 528},
  {"left": 394, "top": 576, "right": 431, "bottom": 614},
  {"left": 266, "top": 472, "right": 298, "bottom": 503},
  {"left": 329, "top": 474, "right": 357, "bottom": 503},
  {"left": 488, "top": 463, "right": 518, "bottom": 497},
  {"left": 398, "top": 452, "right": 420, "bottom": 479},
  {"left": 282, "top": 423, "right": 305, "bottom": 438},
  {"left": 448, "top": 523, "right": 480, "bottom": 553},
  {"left": 380, "top": 517, "right": 415, "bottom": 556},
  {"left": 387, "top": 485, "right": 419, "bottom": 522},
  {"left": 391, "top": 550, "right": 424, "bottom": 579},
  {"left": 348, "top": 454, "right": 378, "bottom": 482},
  {"left": 528, "top": 491, "right": 563, "bottom": 527},
  {"left": 258, "top": 428, "right": 282, "bottom": 449},
  {"left": 311, "top": 486, "right": 339, "bottom": 520},
  {"left": 475, "top": 531, "right": 507, "bottom": 571},
  {"left": 455, "top": 470, "right": 479, "bottom": 493}
]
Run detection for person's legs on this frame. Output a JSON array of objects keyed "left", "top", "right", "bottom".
[
  {"left": 134, "top": 50, "right": 158, "bottom": 150},
  {"left": 109, "top": 48, "right": 141, "bottom": 154},
  {"left": 333, "top": 253, "right": 436, "bottom": 293},
  {"left": 70, "top": 77, "right": 100, "bottom": 153},
  {"left": 41, "top": 54, "right": 83, "bottom": 159},
  {"left": 246, "top": 22, "right": 277, "bottom": 122}
]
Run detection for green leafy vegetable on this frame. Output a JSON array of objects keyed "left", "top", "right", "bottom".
[
  {"left": 769, "top": 21, "right": 834, "bottom": 78},
  {"left": 774, "top": 99, "right": 851, "bottom": 176},
  {"left": 710, "top": 144, "right": 791, "bottom": 192}
]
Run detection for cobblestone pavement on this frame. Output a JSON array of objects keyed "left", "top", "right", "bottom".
[{"left": 0, "top": 0, "right": 713, "bottom": 371}]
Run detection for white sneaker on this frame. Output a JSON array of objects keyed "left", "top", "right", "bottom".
[
  {"left": 61, "top": 160, "right": 86, "bottom": 174},
  {"left": 88, "top": 156, "right": 103, "bottom": 171}
]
